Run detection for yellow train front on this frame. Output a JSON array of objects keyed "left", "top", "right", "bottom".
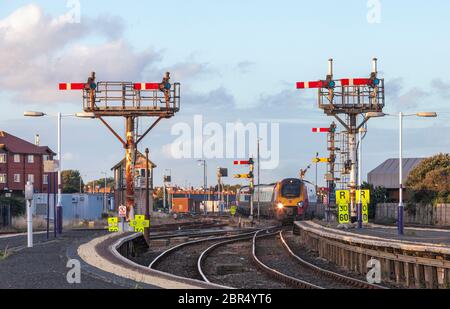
[{"left": 237, "top": 178, "right": 317, "bottom": 222}]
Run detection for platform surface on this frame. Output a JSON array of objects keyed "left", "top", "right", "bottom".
[{"left": 297, "top": 220, "right": 450, "bottom": 248}]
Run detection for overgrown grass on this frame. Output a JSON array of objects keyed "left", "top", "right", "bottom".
[{"left": 0, "top": 246, "right": 10, "bottom": 260}]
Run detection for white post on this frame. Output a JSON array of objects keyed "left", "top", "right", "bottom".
[
  {"left": 398, "top": 112, "right": 404, "bottom": 235},
  {"left": 26, "top": 199, "right": 33, "bottom": 248},
  {"left": 57, "top": 112, "right": 63, "bottom": 234},
  {"left": 25, "top": 181, "right": 34, "bottom": 248},
  {"left": 349, "top": 131, "right": 357, "bottom": 221}
]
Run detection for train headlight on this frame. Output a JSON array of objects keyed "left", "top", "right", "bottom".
[
  {"left": 298, "top": 202, "right": 304, "bottom": 208},
  {"left": 277, "top": 203, "right": 284, "bottom": 209}
]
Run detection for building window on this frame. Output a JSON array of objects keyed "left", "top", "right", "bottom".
[
  {"left": 0, "top": 174, "right": 6, "bottom": 184},
  {"left": 14, "top": 154, "right": 20, "bottom": 163},
  {"left": 43, "top": 174, "right": 49, "bottom": 185},
  {"left": 28, "top": 155, "right": 34, "bottom": 163},
  {"left": 43, "top": 155, "right": 49, "bottom": 162},
  {"left": 0, "top": 154, "right": 6, "bottom": 163},
  {"left": 28, "top": 174, "right": 34, "bottom": 183},
  {"left": 14, "top": 174, "right": 20, "bottom": 183}
]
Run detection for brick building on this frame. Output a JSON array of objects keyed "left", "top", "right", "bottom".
[
  {"left": 111, "top": 151, "right": 156, "bottom": 213},
  {"left": 0, "top": 131, "right": 56, "bottom": 195}
]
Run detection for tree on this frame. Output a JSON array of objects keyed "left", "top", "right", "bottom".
[
  {"left": 62, "top": 170, "right": 83, "bottom": 193},
  {"left": 406, "top": 153, "right": 450, "bottom": 204},
  {"left": 89, "top": 177, "right": 114, "bottom": 192}
]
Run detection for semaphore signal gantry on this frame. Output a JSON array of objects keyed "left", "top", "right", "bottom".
[
  {"left": 296, "top": 58, "right": 385, "bottom": 224},
  {"left": 59, "top": 72, "right": 181, "bottom": 227}
]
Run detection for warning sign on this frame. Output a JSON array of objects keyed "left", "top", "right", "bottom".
[
  {"left": 130, "top": 215, "right": 150, "bottom": 233},
  {"left": 336, "top": 190, "right": 350, "bottom": 205},
  {"left": 356, "top": 190, "right": 371, "bottom": 205},
  {"left": 118, "top": 205, "right": 127, "bottom": 218},
  {"left": 108, "top": 217, "right": 119, "bottom": 232}
]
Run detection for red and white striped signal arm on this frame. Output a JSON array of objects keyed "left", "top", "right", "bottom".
[
  {"left": 312, "top": 128, "right": 330, "bottom": 133},
  {"left": 133, "top": 83, "right": 160, "bottom": 90},
  {"left": 234, "top": 160, "right": 251, "bottom": 165},
  {"left": 340, "top": 78, "right": 372, "bottom": 86},
  {"left": 296, "top": 81, "right": 324, "bottom": 89},
  {"left": 59, "top": 83, "right": 86, "bottom": 90}
]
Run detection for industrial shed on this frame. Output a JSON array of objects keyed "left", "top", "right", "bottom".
[{"left": 367, "top": 158, "right": 425, "bottom": 202}]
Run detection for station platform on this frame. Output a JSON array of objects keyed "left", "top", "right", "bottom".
[
  {"left": 307, "top": 220, "right": 450, "bottom": 247},
  {"left": 293, "top": 220, "right": 450, "bottom": 288}
]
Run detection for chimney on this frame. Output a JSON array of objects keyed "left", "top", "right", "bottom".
[{"left": 35, "top": 134, "right": 40, "bottom": 146}]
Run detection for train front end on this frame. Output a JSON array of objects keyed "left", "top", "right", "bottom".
[{"left": 274, "top": 178, "right": 307, "bottom": 222}]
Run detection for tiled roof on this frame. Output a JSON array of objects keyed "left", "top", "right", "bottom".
[{"left": 0, "top": 131, "right": 56, "bottom": 155}]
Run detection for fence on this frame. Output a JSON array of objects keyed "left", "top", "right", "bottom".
[{"left": 375, "top": 203, "right": 450, "bottom": 227}]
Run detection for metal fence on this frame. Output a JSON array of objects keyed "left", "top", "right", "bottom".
[{"left": 375, "top": 203, "right": 450, "bottom": 227}]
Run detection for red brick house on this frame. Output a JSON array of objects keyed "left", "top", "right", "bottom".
[{"left": 0, "top": 131, "right": 56, "bottom": 195}]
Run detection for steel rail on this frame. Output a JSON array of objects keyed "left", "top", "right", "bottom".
[
  {"left": 197, "top": 230, "right": 266, "bottom": 283},
  {"left": 148, "top": 230, "right": 261, "bottom": 269},
  {"left": 278, "top": 231, "right": 387, "bottom": 289},
  {"left": 252, "top": 229, "right": 324, "bottom": 289}
]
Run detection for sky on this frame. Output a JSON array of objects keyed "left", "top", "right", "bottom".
[{"left": 0, "top": 0, "right": 449, "bottom": 188}]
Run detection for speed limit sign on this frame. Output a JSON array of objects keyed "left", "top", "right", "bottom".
[
  {"left": 362, "top": 203, "right": 369, "bottom": 224},
  {"left": 338, "top": 203, "right": 350, "bottom": 224}
]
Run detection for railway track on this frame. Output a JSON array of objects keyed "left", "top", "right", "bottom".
[
  {"left": 148, "top": 230, "right": 262, "bottom": 281},
  {"left": 142, "top": 224, "right": 388, "bottom": 289},
  {"left": 279, "top": 231, "right": 387, "bottom": 289},
  {"left": 196, "top": 228, "right": 387, "bottom": 289},
  {"left": 253, "top": 231, "right": 387, "bottom": 289}
]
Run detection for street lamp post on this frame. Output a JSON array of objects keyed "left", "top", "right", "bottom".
[
  {"left": 366, "top": 111, "right": 437, "bottom": 235},
  {"left": 101, "top": 172, "right": 108, "bottom": 213},
  {"left": 197, "top": 160, "right": 208, "bottom": 208},
  {"left": 24, "top": 111, "right": 95, "bottom": 234}
]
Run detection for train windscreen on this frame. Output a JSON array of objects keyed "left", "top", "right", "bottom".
[{"left": 280, "top": 179, "right": 302, "bottom": 198}]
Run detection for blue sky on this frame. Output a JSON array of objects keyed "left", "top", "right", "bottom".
[{"left": 0, "top": 1, "right": 449, "bottom": 188}]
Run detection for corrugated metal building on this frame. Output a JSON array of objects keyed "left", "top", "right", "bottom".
[{"left": 367, "top": 158, "right": 425, "bottom": 202}]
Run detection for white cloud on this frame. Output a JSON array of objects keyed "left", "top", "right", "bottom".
[
  {"left": 0, "top": 4, "right": 209, "bottom": 105},
  {"left": 385, "top": 78, "right": 430, "bottom": 111}
]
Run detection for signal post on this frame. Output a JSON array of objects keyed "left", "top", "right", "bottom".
[
  {"left": 234, "top": 159, "right": 255, "bottom": 221},
  {"left": 297, "top": 58, "right": 385, "bottom": 225},
  {"left": 60, "top": 72, "right": 180, "bottom": 229}
]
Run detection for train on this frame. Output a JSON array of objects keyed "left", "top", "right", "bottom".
[{"left": 236, "top": 178, "right": 317, "bottom": 222}]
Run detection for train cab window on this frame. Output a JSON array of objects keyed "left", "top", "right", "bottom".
[{"left": 281, "top": 180, "right": 301, "bottom": 198}]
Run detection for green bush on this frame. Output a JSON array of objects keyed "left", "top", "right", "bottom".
[
  {"left": 406, "top": 154, "right": 450, "bottom": 204},
  {"left": 0, "top": 197, "right": 26, "bottom": 217},
  {"left": 362, "top": 182, "right": 389, "bottom": 219}
]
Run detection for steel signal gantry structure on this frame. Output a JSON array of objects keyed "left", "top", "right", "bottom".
[
  {"left": 297, "top": 58, "right": 385, "bottom": 224},
  {"left": 60, "top": 72, "right": 180, "bottom": 224}
]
